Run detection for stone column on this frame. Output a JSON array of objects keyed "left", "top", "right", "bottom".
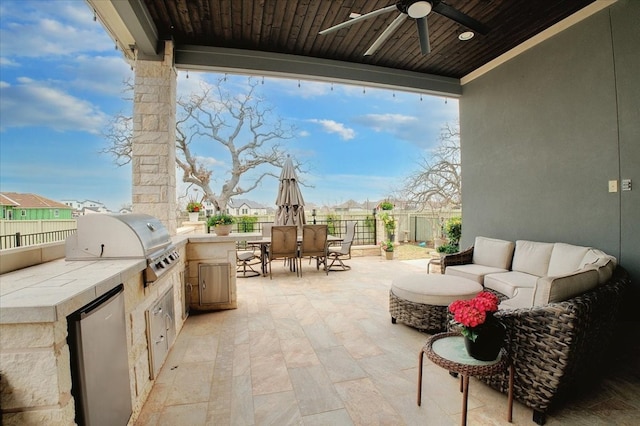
[{"left": 131, "top": 41, "right": 177, "bottom": 235}]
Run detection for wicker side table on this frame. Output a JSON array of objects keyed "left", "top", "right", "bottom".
[{"left": 418, "top": 332, "right": 514, "bottom": 426}]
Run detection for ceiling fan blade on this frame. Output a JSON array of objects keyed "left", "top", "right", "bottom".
[
  {"left": 416, "top": 17, "right": 431, "bottom": 55},
  {"left": 364, "top": 13, "right": 407, "bottom": 56},
  {"left": 432, "top": 2, "right": 490, "bottom": 35},
  {"left": 319, "top": 4, "right": 397, "bottom": 35}
]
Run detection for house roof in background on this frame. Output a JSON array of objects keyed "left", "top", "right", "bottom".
[{"left": 0, "top": 192, "right": 69, "bottom": 209}]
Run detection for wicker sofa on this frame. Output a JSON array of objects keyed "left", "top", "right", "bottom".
[{"left": 442, "top": 240, "right": 630, "bottom": 425}]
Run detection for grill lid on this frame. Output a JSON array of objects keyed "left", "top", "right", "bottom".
[{"left": 66, "top": 213, "right": 172, "bottom": 260}]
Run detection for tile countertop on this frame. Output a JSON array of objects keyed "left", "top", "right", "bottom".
[
  {"left": 0, "top": 233, "right": 259, "bottom": 325},
  {"left": 0, "top": 258, "right": 146, "bottom": 325}
]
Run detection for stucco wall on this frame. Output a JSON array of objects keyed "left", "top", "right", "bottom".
[{"left": 459, "top": 1, "right": 639, "bottom": 290}]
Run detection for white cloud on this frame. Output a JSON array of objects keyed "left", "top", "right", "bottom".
[
  {"left": 0, "top": 78, "right": 107, "bottom": 133},
  {"left": 308, "top": 119, "right": 355, "bottom": 140},
  {"left": 359, "top": 113, "right": 418, "bottom": 132},
  {"left": 0, "top": 1, "right": 113, "bottom": 58},
  {"left": 299, "top": 130, "right": 310, "bottom": 137},
  {"left": 71, "top": 55, "right": 133, "bottom": 96}
]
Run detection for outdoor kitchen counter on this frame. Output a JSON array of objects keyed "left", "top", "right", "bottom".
[{"left": 0, "top": 257, "right": 146, "bottom": 324}]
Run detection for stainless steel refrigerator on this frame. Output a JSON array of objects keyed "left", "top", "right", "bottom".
[{"left": 68, "top": 284, "right": 132, "bottom": 426}]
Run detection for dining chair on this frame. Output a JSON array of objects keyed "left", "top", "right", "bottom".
[
  {"left": 300, "top": 224, "right": 329, "bottom": 275},
  {"left": 268, "top": 225, "right": 300, "bottom": 279},
  {"left": 327, "top": 221, "right": 356, "bottom": 271},
  {"left": 236, "top": 247, "right": 261, "bottom": 278}
]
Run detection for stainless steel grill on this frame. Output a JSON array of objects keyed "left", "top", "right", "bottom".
[{"left": 66, "top": 213, "right": 179, "bottom": 285}]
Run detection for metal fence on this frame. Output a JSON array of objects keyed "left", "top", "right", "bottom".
[{"left": 0, "top": 229, "right": 77, "bottom": 250}]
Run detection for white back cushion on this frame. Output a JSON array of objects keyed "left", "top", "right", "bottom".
[
  {"left": 533, "top": 268, "right": 599, "bottom": 305},
  {"left": 547, "top": 243, "right": 590, "bottom": 276},
  {"left": 511, "top": 240, "right": 554, "bottom": 277},
  {"left": 472, "top": 236, "right": 515, "bottom": 269}
]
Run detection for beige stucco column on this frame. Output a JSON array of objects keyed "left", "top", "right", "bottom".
[{"left": 131, "top": 41, "right": 177, "bottom": 235}]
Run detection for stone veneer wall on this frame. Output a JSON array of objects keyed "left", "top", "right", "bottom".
[{"left": 132, "top": 41, "right": 178, "bottom": 235}]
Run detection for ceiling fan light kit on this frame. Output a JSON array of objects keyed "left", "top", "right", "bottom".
[
  {"left": 407, "top": 1, "right": 432, "bottom": 18},
  {"left": 319, "top": 0, "right": 489, "bottom": 56}
]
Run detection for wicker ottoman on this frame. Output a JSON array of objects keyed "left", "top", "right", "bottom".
[{"left": 389, "top": 274, "right": 483, "bottom": 332}]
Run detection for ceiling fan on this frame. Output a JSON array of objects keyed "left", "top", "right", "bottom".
[{"left": 319, "top": 0, "right": 490, "bottom": 56}]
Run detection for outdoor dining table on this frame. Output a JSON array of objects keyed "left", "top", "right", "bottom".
[{"left": 247, "top": 235, "right": 343, "bottom": 276}]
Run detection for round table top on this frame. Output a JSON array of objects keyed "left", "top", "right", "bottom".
[{"left": 423, "top": 332, "right": 508, "bottom": 376}]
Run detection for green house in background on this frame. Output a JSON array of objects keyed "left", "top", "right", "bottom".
[{"left": 0, "top": 192, "right": 73, "bottom": 220}]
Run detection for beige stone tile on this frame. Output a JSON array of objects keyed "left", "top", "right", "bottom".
[
  {"left": 316, "top": 346, "right": 367, "bottom": 383},
  {"left": 289, "top": 365, "right": 344, "bottom": 415},
  {"left": 281, "top": 337, "right": 322, "bottom": 368},
  {"left": 182, "top": 334, "right": 219, "bottom": 363},
  {"left": 251, "top": 353, "right": 293, "bottom": 395},
  {"left": 233, "top": 342, "right": 251, "bottom": 377},
  {"left": 334, "top": 377, "right": 403, "bottom": 425},
  {"left": 253, "top": 390, "right": 302, "bottom": 426},
  {"left": 302, "top": 409, "right": 354, "bottom": 426},
  {"left": 302, "top": 322, "right": 341, "bottom": 350},
  {"left": 249, "top": 329, "right": 281, "bottom": 358},
  {"left": 158, "top": 402, "right": 208, "bottom": 425},
  {"left": 274, "top": 317, "right": 307, "bottom": 340},
  {"left": 164, "top": 361, "right": 214, "bottom": 406},
  {"left": 231, "top": 374, "right": 255, "bottom": 425}
]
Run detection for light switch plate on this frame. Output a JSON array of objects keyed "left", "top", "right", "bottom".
[
  {"left": 622, "top": 179, "right": 632, "bottom": 191},
  {"left": 608, "top": 180, "right": 618, "bottom": 192}
]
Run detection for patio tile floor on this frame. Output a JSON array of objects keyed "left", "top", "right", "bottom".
[{"left": 135, "top": 256, "right": 640, "bottom": 425}]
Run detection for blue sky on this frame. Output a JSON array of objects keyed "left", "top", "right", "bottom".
[{"left": 0, "top": 0, "right": 458, "bottom": 211}]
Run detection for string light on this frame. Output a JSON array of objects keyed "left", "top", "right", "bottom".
[
  {"left": 362, "top": 87, "right": 366, "bottom": 94},
  {"left": 262, "top": 76, "right": 264, "bottom": 85},
  {"left": 445, "top": 97, "right": 448, "bottom": 104},
  {"left": 420, "top": 94, "right": 423, "bottom": 101},
  {"left": 298, "top": 80, "right": 301, "bottom": 88},
  {"left": 224, "top": 73, "right": 227, "bottom": 81},
  {"left": 186, "top": 70, "right": 189, "bottom": 79},
  {"left": 331, "top": 83, "right": 333, "bottom": 91},
  {"left": 392, "top": 91, "right": 396, "bottom": 98},
  {"left": 93, "top": 10, "right": 97, "bottom": 22}
]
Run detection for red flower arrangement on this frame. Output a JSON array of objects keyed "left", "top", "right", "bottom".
[{"left": 449, "top": 291, "right": 500, "bottom": 342}]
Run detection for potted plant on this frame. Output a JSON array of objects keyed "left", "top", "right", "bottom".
[
  {"left": 379, "top": 201, "right": 394, "bottom": 211},
  {"left": 380, "top": 212, "right": 397, "bottom": 241},
  {"left": 436, "top": 217, "right": 462, "bottom": 255},
  {"left": 380, "top": 240, "right": 394, "bottom": 260},
  {"left": 186, "top": 200, "right": 203, "bottom": 222},
  {"left": 207, "top": 213, "right": 236, "bottom": 236},
  {"left": 448, "top": 291, "right": 505, "bottom": 360}
]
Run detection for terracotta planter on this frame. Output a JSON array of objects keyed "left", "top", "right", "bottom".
[{"left": 213, "top": 224, "right": 233, "bottom": 236}]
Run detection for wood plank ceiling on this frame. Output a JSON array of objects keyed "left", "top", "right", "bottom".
[{"left": 141, "top": 0, "right": 596, "bottom": 79}]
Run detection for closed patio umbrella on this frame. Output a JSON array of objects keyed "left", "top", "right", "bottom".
[{"left": 275, "top": 156, "right": 306, "bottom": 229}]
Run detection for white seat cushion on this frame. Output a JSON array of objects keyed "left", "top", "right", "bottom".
[
  {"left": 484, "top": 271, "right": 538, "bottom": 298},
  {"left": 511, "top": 240, "right": 554, "bottom": 277},
  {"left": 391, "top": 274, "right": 483, "bottom": 306},
  {"left": 472, "top": 236, "right": 515, "bottom": 269},
  {"left": 445, "top": 264, "right": 509, "bottom": 284},
  {"left": 547, "top": 243, "right": 590, "bottom": 276}
]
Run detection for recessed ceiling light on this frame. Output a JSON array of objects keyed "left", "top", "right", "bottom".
[{"left": 458, "top": 31, "right": 475, "bottom": 41}]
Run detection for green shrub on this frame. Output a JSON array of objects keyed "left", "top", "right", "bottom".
[{"left": 436, "top": 243, "right": 459, "bottom": 254}]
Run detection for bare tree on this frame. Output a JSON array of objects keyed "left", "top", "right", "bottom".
[
  {"left": 102, "top": 76, "right": 298, "bottom": 211},
  {"left": 402, "top": 122, "right": 461, "bottom": 210}
]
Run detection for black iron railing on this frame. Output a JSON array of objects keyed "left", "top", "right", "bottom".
[
  {"left": 0, "top": 229, "right": 77, "bottom": 250},
  {"left": 231, "top": 218, "right": 377, "bottom": 245}
]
